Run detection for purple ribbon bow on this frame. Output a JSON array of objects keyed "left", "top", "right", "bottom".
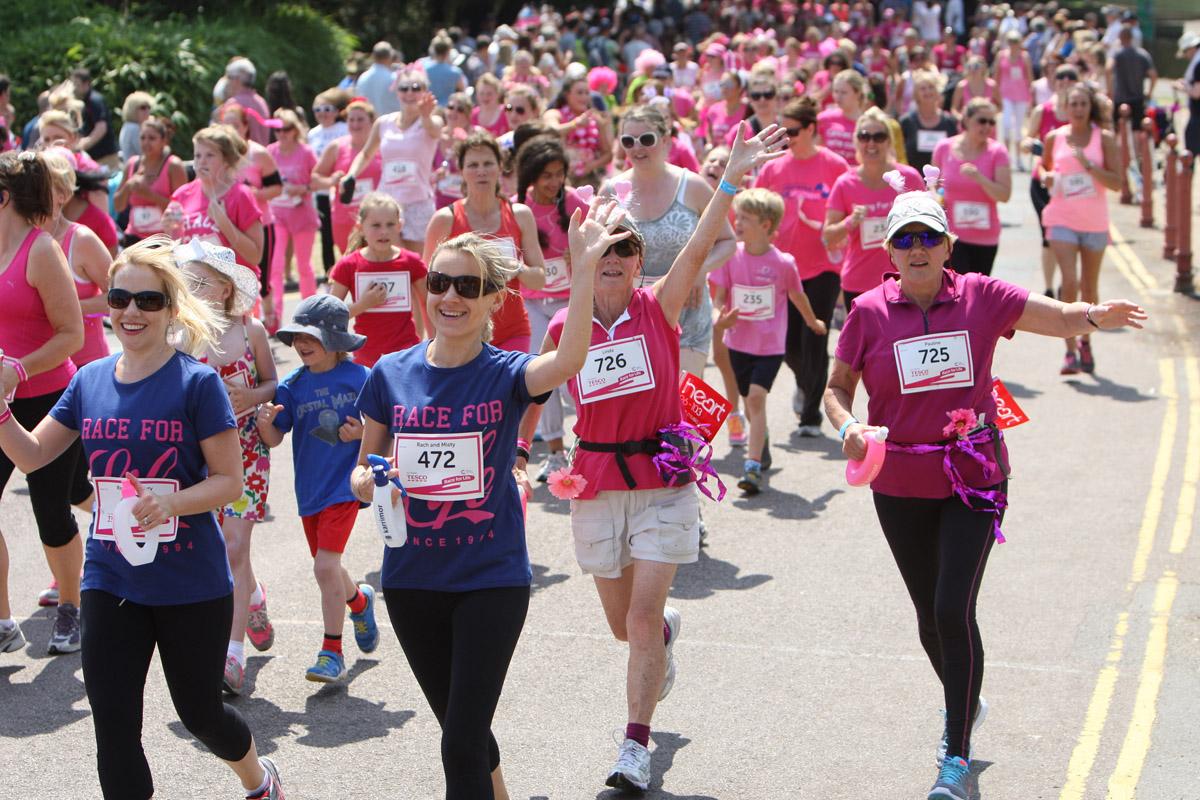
[
  {"left": 652, "top": 422, "right": 727, "bottom": 502},
  {"left": 886, "top": 429, "right": 1008, "bottom": 543}
]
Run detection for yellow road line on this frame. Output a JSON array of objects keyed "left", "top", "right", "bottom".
[
  {"left": 1109, "top": 224, "right": 1159, "bottom": 290},
  {"left": 1106, "top": 245, "right": 1150, "bottom": 295},
  {"left": 1106, "top": 573, "right": 1180, "bottom": 799},
  {"left": 1169, "top": 357, "right": 1200, "bottom": 555},
  {"left": 1058, "top": 613, "right": 1130, "bottom": 800},
  {"left": 1128, "top": 359, "right": 1178, "bottom": 588}
]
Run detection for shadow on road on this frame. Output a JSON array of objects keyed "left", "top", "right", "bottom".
[
  {"left": 1065, "top": 374, "right": 1155, "bottom": 402},
  {"left": 992, "top": 379, "right": 1042, "bottom": 399},
  {"left": 167, "top": 659, "right": 415, "bottom": 755},
  {"left": 0, "top": 643, "right": 88, "bottom": 737},
  {"left": 968, "top": 759, "right": 993, "bottom": 799},
  {"left": 730, "top": 487, "right": 842, "bottom": 521},
  {"left": 671, "top": 549, "right": 771, "bottom": 600},
  {"left": 595, "top": 731, "right": 719, "bottom": 800},
  {"left": 531, "top": 563, "right": 570, "bottom": 595}
]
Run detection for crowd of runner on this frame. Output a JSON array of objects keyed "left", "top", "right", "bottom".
[{"left": 0, "top": 1, "right": 1175, "bottom": 798}]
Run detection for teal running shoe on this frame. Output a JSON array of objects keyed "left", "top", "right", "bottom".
[{"left": 350, "top": 584, "right": 380, "bottom": 653}]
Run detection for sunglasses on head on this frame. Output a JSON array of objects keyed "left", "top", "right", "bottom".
[
  {"left": 856, "top": 130, "right": 890, "bottom": 143},
  {"left": 107, "top": 288, "right": 170, "bottom": 312},
  {"left": 397, "top": 83, "right": 425, "bottom": 93},
  {"left": 426, "top": 271, "right": 500, "bottom": 298},
  {"left": 619, "top": 132, "right": 658, "bottom": 149},
  {"left": 748, "top": 89, "right": 776, "bottom": 101},
  {"left": 891, "top": 230, "right": 945, "bottom": 250},
  {"left": 313, "top": 104, "right": 337, "bottom": 114},
  {"left": 603, "top": 239, "right": 640, "bottom": 258},
  {"left": 505, "top": 103, "right": 528, "bottom": 114}
]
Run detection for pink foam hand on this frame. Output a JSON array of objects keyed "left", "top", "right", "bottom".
[
  {"left": 882, "top": 170, "right": 907, "bottom": 193},
  {"left": 575, "top": 185, "right": 595, "bottom": 204},
  {"left": 922, "top": 164, "right": 941, "bottom": 191},
  {"left": 613, "top": 180, "right": 633, "bottom": 206}
]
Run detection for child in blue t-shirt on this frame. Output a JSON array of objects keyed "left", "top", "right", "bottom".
[{"left": 254, "top": 294, "right": 378, "bottom": 684}]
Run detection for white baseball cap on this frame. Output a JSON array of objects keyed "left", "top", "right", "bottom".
[
  {"left": 885, "top": 191, "right": 949, "bottom": 243},
  {"left": 1177, "top": 33, "right": 1200, "bottom": 57}
]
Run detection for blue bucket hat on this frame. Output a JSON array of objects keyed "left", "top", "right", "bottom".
[{"left": 275, "top": 294, "right": 366, "bottom": 352}]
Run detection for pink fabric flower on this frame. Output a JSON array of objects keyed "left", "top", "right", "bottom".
[
  {"left": 547, "top": 467, "right": 588, "bottom": 500},
  {"left": 942, "top": 408, "right": 979, "bottom": 439}
]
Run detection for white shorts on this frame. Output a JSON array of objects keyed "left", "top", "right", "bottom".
[
  {"left": 570, "top": 486, "right": 700, "bottom": 579},
  {"left": 1001, "top": 99, "right": 1028, "bottom": 141},
  {"left": 400, "top": 197, "right": 437, "bottom": 243}
]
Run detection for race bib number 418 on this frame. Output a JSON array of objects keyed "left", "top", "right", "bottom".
[{"left": 893, "top": 331, "right": 974, "bottom": 394}]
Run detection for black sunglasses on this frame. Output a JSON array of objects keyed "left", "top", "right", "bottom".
[
  {"left": 426, "top": 271, "right": 500, "bottom": 298},
  {"left": 891, "top": 230, "right": 946, "bottom": 250},
  {"left": 107, "top": 288, "right": 170, "bottom": 312},
  {"left": 856, "top": 130, "right": 890, "bottom": 143},
  {"left": 505, "top": 103, "right": 529, "bottom": 114},
  {"left": 784, "top": 125, "right": 807, "bottom": 137},
  {"left": 397, "top": 83, "right": 426, "bottom": 93},
  {"left": 603, "top": 239, "right": 640, "bottom": 258},
  {"left": 748, "top": 90, "right": 776, "bottom": 101},
  {"left": 973, "top": 117, "right": 997, "bottom": 126},
  {"left": 619, "top": 132, "right": 658, "bottom": 149}
]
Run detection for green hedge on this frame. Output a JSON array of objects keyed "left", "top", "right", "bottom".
[{"left": 3, "top": 1, "right": 356, "bottom": 158}]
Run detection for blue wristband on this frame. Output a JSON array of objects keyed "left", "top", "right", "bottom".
[
  {"left": 718, "top": 179, "right": 738, "bottom": 196},
  {"left": 838, "top": 418, "right": 859, "bottom": 440}
]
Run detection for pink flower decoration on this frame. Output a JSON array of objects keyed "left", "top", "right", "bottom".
[
  {"left": 942, "top": 408, "right": 979, "bottom": 439},
  {"left": 575, "top": 185, "right": 595, "bottom": 203},
  {"left": 922, "top": 164, "right": 941, "bottom": 191},
  {"left": 613, "top": 180, "right": 633, "bottom": 205},
  {"left": 546, "top": 467, "right": 588, "bottom": 500},
  {"left": 882, "top": 170, "right": 907, "bottom": 193}
]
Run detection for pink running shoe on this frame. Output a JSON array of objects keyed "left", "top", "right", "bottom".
[
  {"left": 246, "top": 582, "right": 275, "bottom": 652},
  {"left": 38, "top": 579, "right": 60, "bottom": 607}
]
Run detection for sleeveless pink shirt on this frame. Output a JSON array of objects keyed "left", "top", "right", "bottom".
[{"left": 0, "top": 229, "right": 77, "bottom": 398}]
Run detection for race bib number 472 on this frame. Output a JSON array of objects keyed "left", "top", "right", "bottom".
[
  {"left": 393, "top": 432, "right": 485, "bottom": 500},
  {"left": 893, "top": 331, "right": 974, "bottom": 394}
]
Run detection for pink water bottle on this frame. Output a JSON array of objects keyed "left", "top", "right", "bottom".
[{"left": 846, "top": 426, "right": 888, "bottom": 487}]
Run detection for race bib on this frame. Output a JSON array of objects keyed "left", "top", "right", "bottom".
[
  {"left": 893, "top": 331, "right": 974, "bottom": 394},
  {"left": 860, "top": 217, "right": 887, "bottom": 249},
  {"left": 436, "top": 173, "right": 463, "bottom": 198},
  {"left": 731, "top": 284, "right": 775, "bottom": 321},
  {"left": 131, "top": 206, "right": 163, "bottom": 229},
  {"left": 952, "top": 200, "right": 991, "bottom": 230},
  {"left": 351, "top": 178, "right": 374, "bottom": 203},
  {"left": 490, "top": 236, "right": 518, "bottom": 262},
  {"left": 702, "top": 81, "right": 722, "bottom": 100},
  {"left": 917, "top": 129, "right": 947, "bottom": 153},
  {"left": 384, "top": 159, "right": 418, "bottom": 185},
  {"left": 269, "top": 190, "right": 303, "bottom": 208},
  {"left": 1010, "top": 66, "right": 1023, "bottom": 82},
  {"left": 577, "top": 335, "right": 656, "bottom": 405},
  {"left": 223, "top": 367, "right": 256, "bottom": 421},
  {"left": 542, "top": 257, "right": 570, "bottom": 293},
  {"left": 356, "top": 271, "right": 412, "bottom": 313},
  {"left": 1062, "top": 171, "right": 1096, "bottom": 199},
  {"left": 392, "top": 432, "right": 485, "bottom": 500},
  {"left": 92, "top": 476, "right": 180, "bottom": 542}
]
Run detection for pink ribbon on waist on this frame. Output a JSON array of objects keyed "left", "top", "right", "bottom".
[
  {"left": 651, "top": 422, "right": 727, "bottom": 502},
  {"left": 886, "top": 428, "right": 1008, "bottom": 543}
]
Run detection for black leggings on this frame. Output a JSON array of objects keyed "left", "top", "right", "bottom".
[
  {"left": 0, "top": 390, "right": 81, "bottom": 547},
  {"left": 1030, "top": 176, "right": 1051, "bottom": 248},
  {"left": 950, "top": 241, "right": 999, "bottom": 277},
  {"left": 872, "top": 485, "right": 1005, "bottom": 760},
  {"left": 258, "top": 224, "right": 275, "bottom": 297},
  {"left": 81, "top": 590, "right": 252, "bottom": 800},
  {"left": 316, "top": 192, "right": 335, "bottom": 274},
  {"left": 384, "top": 586, "right": 530, "bottom": 800},
  {"left": 784, "top": 271, "right": 840, "bottom": 427}
]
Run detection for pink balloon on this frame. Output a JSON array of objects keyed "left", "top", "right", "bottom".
[
  {"left": 846, "top": 427, "right": 888, "bottom": 487},
  {"left": 613, "top": 180, "right": 633, "bottom": 205},
  {"left": 575, "top": 185, "right": 595, "bottom": 203}
]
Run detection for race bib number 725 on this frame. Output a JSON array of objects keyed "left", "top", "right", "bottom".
[{"left": 893, "top": 331, "right": 974, "bottom": 394}]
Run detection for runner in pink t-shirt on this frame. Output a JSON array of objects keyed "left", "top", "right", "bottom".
[
  {"left": 817, "top": 70, "right": 869, "bottom": 165},
  {"left": 266, "top": 116, "right": 321, "bottom": 324},
  {"left": 699, "top": 74, "right": 748, "bottom": 149}
]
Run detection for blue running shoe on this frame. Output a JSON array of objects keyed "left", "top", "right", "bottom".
[
  {"left": 305, "top": 650, "right": 346, "bottom": 683},
  {"left": 928, "top": 756, "right": 971, "bottom": 800},
  {"left": 350, "top": 584, "right": 379, "bottom": 654}
]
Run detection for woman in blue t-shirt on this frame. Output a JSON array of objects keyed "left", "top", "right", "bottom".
[
  {"left": 0, "top": 237, "right": 284, "bottom": 800},
  {"left": 351, "top": 200, "right": 629, "bottom": 800}
]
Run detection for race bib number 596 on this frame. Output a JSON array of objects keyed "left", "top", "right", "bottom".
[{"left": 893, "top": 331, "right": 974, "bottom": 394}]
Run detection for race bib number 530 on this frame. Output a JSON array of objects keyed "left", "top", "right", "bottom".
[{"left": 893, "top": 331, "right": 974, "bottom": 394}]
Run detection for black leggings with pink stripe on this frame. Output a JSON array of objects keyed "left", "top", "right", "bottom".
[{"left": 872, "top": 484, "right": 1004, "bottom": 760}]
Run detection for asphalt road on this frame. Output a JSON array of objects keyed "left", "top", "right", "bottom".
[{"left": 1, "top": 173, "right": 1197, "bottom": 799}]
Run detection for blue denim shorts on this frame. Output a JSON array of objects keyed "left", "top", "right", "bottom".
[{"left": 1047, "top": 226, "right": 1109, "bottom": 252}]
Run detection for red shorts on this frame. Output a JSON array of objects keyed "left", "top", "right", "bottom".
[{"left": 301, "top": 500, "right": 360, "bottom": 556}]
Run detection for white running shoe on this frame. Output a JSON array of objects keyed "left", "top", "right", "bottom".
[
  {"left": 0, "top": 622, "right": 26, "bottom": 653},
  {"left": 937, "top": 696, "right": 988, "bottom": 766},
  {"left": 797, "top": 424, "right": 822, "bottom": 438},
  {"left": 537, "top": 451, "right": 569, "bottom": 483},
  {"left": 791, "top": 387, "right": 805, "bottom": 416},
  {"left": 660, "top": 606, "right": 681, "bottom": 701},
  {"left": 605, "top": 738, "right": 651, "bottom": 792}
]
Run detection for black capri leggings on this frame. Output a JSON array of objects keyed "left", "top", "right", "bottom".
[
  {"left": 872, "top": 483, "right": 1005, "bottom": 761},
  {"left": 950, "top": 241, "right": 1000, "bottom": 277},
  {"left": 385, "top": 585, "right": 530, "bottom": 800},
  {"left": 785, "top": 270, "right": 840, "bottom": 428},
  {"left": 81, "top": 589, "right": 252, "bottom": 800},
  {"left": 0, "top": 390, "right": 81, "bottom": 547}
]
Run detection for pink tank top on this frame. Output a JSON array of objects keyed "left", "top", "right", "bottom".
[
  {"left": 378, "top": 114, "right": 437, "bottom": 205},
  {"left": 997, "top": 52, "right": 1031, "bottom": 103},
  {"left": 471, "top": 106, "right": 509, "bottom": 138},
  {"left": 1042, "top": 125, "right": 1109, "bottom": 234},
  {"left": 0, "top": 229, "right": 77, "bottom": 398},
  {"left": 62, "top": 223, "right": 110, "bottom": 368},
  {"left": 961, "top": 78, "right": 994, "bottom": 105},
  {"left": 331, "top": 136, "right": 383, "bottom": 229},
  {"left": 238, "top": 146, "right": 273, "bottom": 226},
  {"left": 124, "top": 154, "right": 179, "bottom": 237}
]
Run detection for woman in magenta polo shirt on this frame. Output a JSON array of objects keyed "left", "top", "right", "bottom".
[{"left": 824, "top": 191, "right": 1146, "bottom": 800}]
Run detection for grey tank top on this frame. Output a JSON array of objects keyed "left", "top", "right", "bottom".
[{"left": 637, "top": 171, "right": 700, "bottom": 283}]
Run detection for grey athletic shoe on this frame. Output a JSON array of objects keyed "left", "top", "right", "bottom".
[
  {"left": 247, "top": 756, "right": 285, "bottom": 799},
  {"left": 47, "top": 603, "right": 81, "bottom": 655},
  {"left": 937, "top": 696, "right": 988, "bottom": 767},
  {"left": 0, "top": 622, "right": 26, "bottom": 653},
  {"left": 660, "top": 606, "right": 682, "bottom": 701},
  {"left": 606, "top": 738, "right": 651, "bottom": 792}
]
